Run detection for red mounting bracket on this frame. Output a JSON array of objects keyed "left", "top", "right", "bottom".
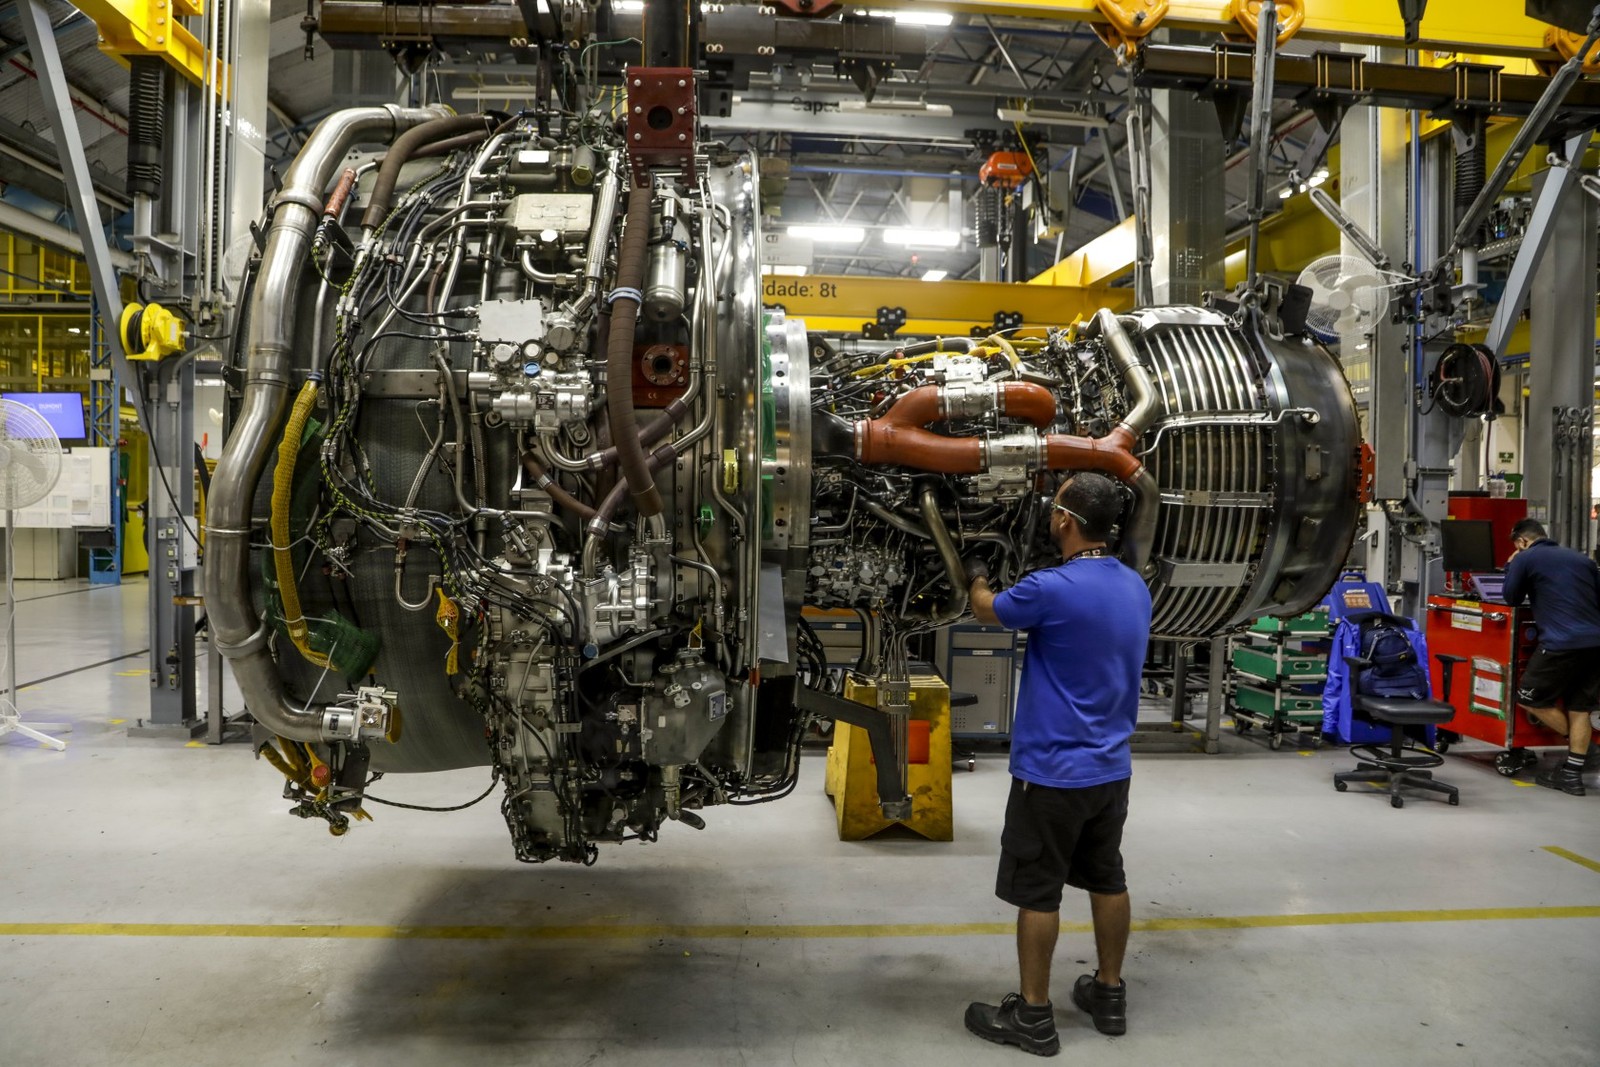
[{"left": 626, "top": 66, "right": 697, "bottom": 185}]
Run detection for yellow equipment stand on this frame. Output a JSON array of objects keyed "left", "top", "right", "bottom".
[{"left": 824, "top": 672, "right": 953, "bottom": 842}]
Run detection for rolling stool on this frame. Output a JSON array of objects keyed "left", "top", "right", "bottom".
[{"left": 1333, "top": 655, "right": 1463, "bottom": 808}]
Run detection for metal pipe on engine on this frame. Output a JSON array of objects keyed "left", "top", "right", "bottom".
[{"left": 205, "top": 104, "right": 447, "bottom": 743}]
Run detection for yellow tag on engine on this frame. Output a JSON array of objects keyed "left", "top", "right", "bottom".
[
  {"left": 722, "top": 449, "right": 739, "bottom": 494},
  {"left": 435, "top": 589, "right": 461, "bottom": 675}
]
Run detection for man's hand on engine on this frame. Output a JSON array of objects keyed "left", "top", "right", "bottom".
[{"left": 963, "top": 555, "right": 991, "bottom": 586}]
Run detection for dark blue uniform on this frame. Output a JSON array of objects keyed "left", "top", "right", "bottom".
[{"left": 1503, "top": 539, "right": 1600, "bottom": 709}]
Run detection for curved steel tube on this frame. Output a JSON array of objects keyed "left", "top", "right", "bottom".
[
  {"left": 205, "top": 104, "right": 447, "bottom": 742},
  {"left": 917, "top": 486, "right": 969, "bottom": 626}
]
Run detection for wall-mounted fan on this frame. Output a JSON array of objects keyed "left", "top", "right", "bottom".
[
  {"left": 0, "top": 399, "right": 71, "bottom": 750},
  {"left": 1295, "top": 254, "right": 1412, "bottom": 341}
]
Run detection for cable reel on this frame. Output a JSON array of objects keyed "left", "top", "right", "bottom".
[
  {"left": 1428, "top": 342, "right": 1502, "bottom": 418},
  {"left": 119, "top": 302, "right": 186, "bottom": 362}
]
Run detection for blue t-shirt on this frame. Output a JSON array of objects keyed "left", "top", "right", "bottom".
[
  {"left": 1502, "top": 539, "right": 1600, "bottom": 651},
  {"left": 993, "top": 556, "right": 1152, "bottom": 789}
]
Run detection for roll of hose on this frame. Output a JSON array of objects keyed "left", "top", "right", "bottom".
[{"left": 1429, "top": 342, "right": 1500, "bottom": 418}]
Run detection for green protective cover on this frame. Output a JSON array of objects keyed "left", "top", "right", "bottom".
[
  {"left": 1235, "top": 683, "right": 1324, "bottom": 720},
  {"left": 260, "top": 414, "right": 380, "bottom": 680},
  {"left": 1250, "top": 610, "right": 1331, "bottom": 636},
  {"left": 1232, "top": 643, "right": 1327, "bottom": 683}
]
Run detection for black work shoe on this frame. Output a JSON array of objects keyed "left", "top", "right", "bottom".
[
  {"left": 1072, "top": 972, "right": 1128, "bottom": 1035},
  {"left": 964, "top": 993, "right": 1060, "bottom": 1057},
  {"left": 1536, "top": 765, "right": 1587, "bottom": 796}
]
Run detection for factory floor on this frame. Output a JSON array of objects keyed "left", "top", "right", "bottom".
[{"left": 3, "top": 577, "right": 1599, "bottom": 1067}]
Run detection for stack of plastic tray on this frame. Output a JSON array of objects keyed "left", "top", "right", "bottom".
[{"left": 1230, "top": 610, "right": 1332, "bottom": 750}]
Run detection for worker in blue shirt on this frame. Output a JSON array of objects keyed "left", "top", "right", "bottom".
[
  {"left": 1503, "top": 518, "right": 1600, "bottom": 795},
  {"left": 961, "top": 472, "right": 1152, "bottom": 1057}
]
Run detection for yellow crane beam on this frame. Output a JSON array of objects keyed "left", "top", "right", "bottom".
[
  {"left": 871, "top": 1, "right": 1559, "bottom": 58},
  {"left": 763, "top": 273, "right": 1133, "bottom": 336},
  {"left": 76, "top": 0, "right": 216, "bottom": 86},
  {"left": 1028, "top": 217, "right": 1136, "bottom": 288}
]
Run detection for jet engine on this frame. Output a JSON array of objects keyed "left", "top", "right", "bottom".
[{"left": 207, "top": 105, "right": 1361, "bottom": 862}]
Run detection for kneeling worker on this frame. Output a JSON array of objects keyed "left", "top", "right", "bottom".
[{"left": 962, "top": 472, "right": 1152, "bottom": 1057}]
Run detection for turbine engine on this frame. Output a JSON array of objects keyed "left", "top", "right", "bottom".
[{"left": 206, "top": 106, "right": 1361, "bottom": 862}]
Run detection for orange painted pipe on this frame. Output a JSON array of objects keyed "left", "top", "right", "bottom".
[
  {"left": 996, "top": 382, "right": 1057, "bottom": 428},
  {"left": 856, "top": 388, "right": 1143, "bottom": 480}
]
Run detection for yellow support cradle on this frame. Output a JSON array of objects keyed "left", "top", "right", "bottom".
[{"left": 824, "top": 673, "right": 954, "bottom": 842}]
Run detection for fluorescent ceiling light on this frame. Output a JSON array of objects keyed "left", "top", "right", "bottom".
[
  {"left": 454, "top": 86, "right": 544, "bottom": 102},
  {"left": 921, "top": 269, "right": 949, "bottom": 282},
  {"left": 862, "top": 8, "right": 954, "bottom": 26},
  {"left": 787, "top": 224, "right": 865, "bottom": 243},
  {"left": 839, "top": 99, "right": 955, "bottom": 118},
  {"left": 762, "top": 264, "right": 808, "bottom": 276},
  {"left": 996, "top": 106, "right": 1110, "bottom": 129},
  {"left": 615, "top": 1, "right": 645, "bottom": 11},
  {"left": 1307, "top": 172, "right": 1328, "bottom": 187},
  {"left": 883, "top": 227, "right": 961, "bottom": 248}
]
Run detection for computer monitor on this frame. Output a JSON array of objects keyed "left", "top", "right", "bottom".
[
  {"left": 2, "top": 392, "right": 87, "bottom": 443},
  {"left": 1440, "top": 518, "right": 1497, "bottom": 573}
]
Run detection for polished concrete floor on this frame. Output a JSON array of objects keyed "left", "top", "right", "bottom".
[{"left": 3, "top": 577, "right": 1599, "bottom": 1066}]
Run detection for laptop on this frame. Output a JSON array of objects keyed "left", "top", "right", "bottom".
[{"left": 1469, "top": 572, "right": 1507, "bottom": 603}]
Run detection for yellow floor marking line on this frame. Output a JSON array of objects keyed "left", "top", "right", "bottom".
[
  {"left": 1544, "top": 845, "right": 1600, "bottom": 875},
  {"left": 1511, "top": 780, "right": 1536, "bottom": 788},
  {"left": 114, "top": 669, "right": 148, "bottom": 677},
  {"left": 2, "top": 907, "right": 1599, "bottom": 944}
]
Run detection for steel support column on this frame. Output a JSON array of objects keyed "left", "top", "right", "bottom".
[
  {"left": 135, "top": 355, "right": 200, "bottom": 733},
  {"left": 1526, "top": 167, "right": 1598, "bottom": 549},
  {"left": 1339, "top": 71, "right": 1408, "bottom": 497},
  {"left": 1146, "top": 82, "right": 1224, "bottom": 305},
  {"left": 1411, "top": 134, "right": 1466, "bottom": 607}
]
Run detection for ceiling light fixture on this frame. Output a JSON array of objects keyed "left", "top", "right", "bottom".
[
  {"left": 921, "top": 269, "right": 949, "bottom": 282},
  {"left": 995, "top": 106, "right": 1110, "bottom": 129},
  {"left": 838, "top": 99, "right": 955, "bottom": 118},
  {"left": 787, "top": 224, "right": 866, "bottom": 243},
  {"left": 862, "top": 8, "right": 954, "bottom": 26}
]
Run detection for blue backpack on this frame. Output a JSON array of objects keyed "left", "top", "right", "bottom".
[{"left": 1352, "top": 612, "right": 1429, "bottom": 700}]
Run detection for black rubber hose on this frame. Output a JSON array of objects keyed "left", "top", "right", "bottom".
[
  {"left": 360, "top": 113, "right": 493, "bottom": 230},
  {"left": 587, "top": 442, "right": 678, "bottom": 537},
  {"left": 411, "top": 129, "right": 493, "bottom": 161},
  {"left": 585, "top": 398, "right": 687, "bottom": 470},
  {"left": 523, "top": 454, "right": 597, "bottom": 522},
  {"left": 606, "top": 186, "right": 664, "bottom": 516}
]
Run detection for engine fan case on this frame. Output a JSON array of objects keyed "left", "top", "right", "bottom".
[{"left": 1131, "top": 307, "right": 1361, "bottom": 638}]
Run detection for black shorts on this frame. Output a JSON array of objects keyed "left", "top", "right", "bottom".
[
  {"left": 995, "top": 775, "right": 1130, "bottom": 911},
  {"left": 1517, "top": 647, "right": 1600, "bottom": 711}
]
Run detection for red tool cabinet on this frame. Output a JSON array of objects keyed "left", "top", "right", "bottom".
[{"left": 1424, "top": 595, "right": 1564, "bottom": 775}]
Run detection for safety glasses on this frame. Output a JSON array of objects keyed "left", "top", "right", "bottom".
[{"left": 1051, "top": 502, "right": 1089, "bottom": 527}]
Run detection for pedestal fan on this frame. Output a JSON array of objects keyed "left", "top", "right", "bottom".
[{"left": 0, "top": 399, "right": 70, "bottom": 750}]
